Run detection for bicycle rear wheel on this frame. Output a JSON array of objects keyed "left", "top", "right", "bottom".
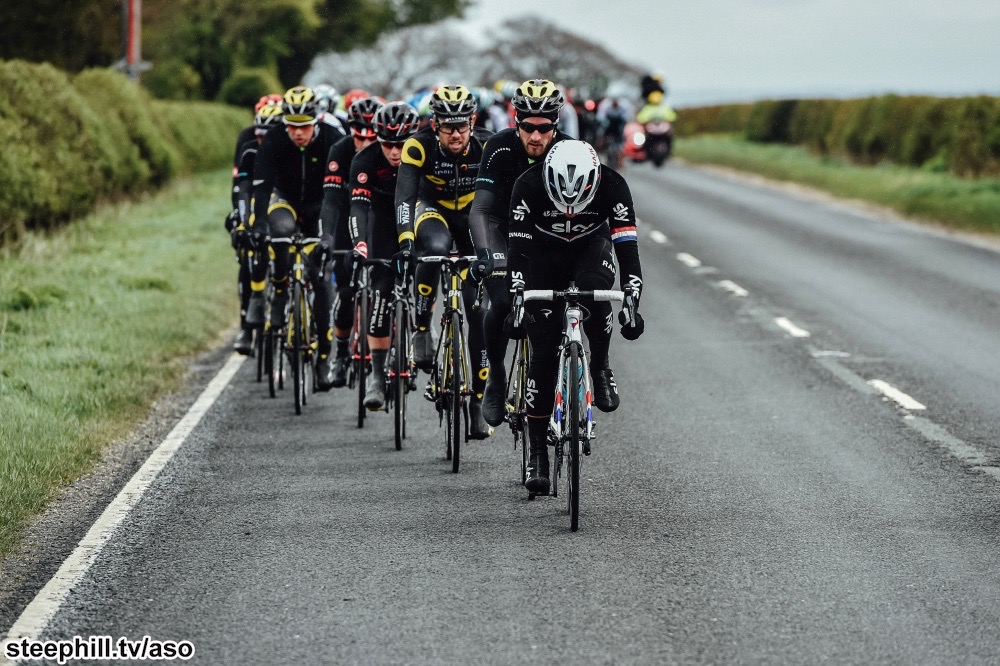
[
  {"left": 265, "top": 326, "right": 281, "bottom": 398},
  {"left": 450, "top": 311, "right": 463, "bottom": 474},
  {"left": 255, "top": 325, "right": 264, "bottom": 382},
  {"left": 511, "top": 340, "right": 530, "bottom": 485},
  {"left": 355, "top": 284, "right": 369, "bottom": 428},
  {"left": 291, "top": 280, "right": 305, "bottom": 415},
  {"left": 567, "top": 343, "right": 583, "bottom": 531}
]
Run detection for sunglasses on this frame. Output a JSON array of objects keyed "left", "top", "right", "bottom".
[
  {"left": 517, "top": 120, "right": 557, "bottom": 134},
  {"left": 378, "top": 139, "right": 406, "bottom": 149},
  {"left": 437, "top": 122, "right": 470, "bottom": 135}
]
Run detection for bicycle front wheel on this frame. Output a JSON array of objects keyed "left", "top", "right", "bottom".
[
  {"left": 450, "top": 311, "right": 463, "bottom": 474},
  {"left": 356, "top": 285, "right": 369, "bottom": 428},
  {"left": 567, "top": 343, "right": 583, "bottom": 531},
  {"left": 291, "top": 281, "right": 306, "bottom": 415},
  {"left": 393, "top": 300, "right": 409, "bottom": 451}
]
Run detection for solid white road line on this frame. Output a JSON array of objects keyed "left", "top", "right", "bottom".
[
  {"left": 718, "top": 280, "right": 749, "bottom": 297},
  {"left": 867, "top": 379, "right": 927, "bottom": 411},
  {"left": 676, "top": 252, "right": 702, "bottom": 268},
  {"left": 649, "top": 230, "right": 669, "bottom": 244},
  {"left": 774, "top": 316, "right": 811, "bottom": 338},
  {"left": 2, "top": 353, "right": 246, "bottom": 651}
]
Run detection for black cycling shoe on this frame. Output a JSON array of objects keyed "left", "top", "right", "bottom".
[
  {"left": 245, "top": 293, "right": 265, "bottom": 326},
  {"left": 330, "top": 355, "right": 350, "bottom": 388},
  {"left": 524, "top": 452, "right": 550, "bottom": 495},
  {"left": 315, "top": 356, "right": 335, "bottom": 391},
  {"left": 468, "top": 401, "right": 492, "bottom": 440},
  {"left": 481, "top": 366, "right": 507, "bottom": 427},
  {"left": 233, "top": 327, "right": 253, "bottom": 356},
  {"left": 364, "top": 373, "right": 385, "bottom": 410},
  {"left": 269, "top": 292, "right": 288, "bottom": 328},
  {"left": 412, "top": 329, "right": 435, "bottom": 370},
  {"left": 591, "top": 367, "right": 620, "bottom": 412}
]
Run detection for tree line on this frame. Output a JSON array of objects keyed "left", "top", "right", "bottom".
[{"left": 0, "top": 0, "right": 469, "bottom": 104}]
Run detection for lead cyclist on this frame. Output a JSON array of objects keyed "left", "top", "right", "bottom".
[{"left": 504, "top": 140, "right": 645, "bottom": 495}]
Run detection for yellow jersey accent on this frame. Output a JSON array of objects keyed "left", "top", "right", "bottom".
[
  {"left": 268, "top": 201, "right": 297, "bottom": 216},
  {"left": 418, "top": 283, "right": 434, "bottom": 296},
  {"left": 426, "top": 175, "right": 446, "bottom": 185},
  {"left": 251, "top": 280, "right": 267, "bottom": 292},
  {"left": 478, "top": 367, "right": 490, "bottom": 381},
  {"left": 414, "top": 209, "right": 447, "bottom": 234},
  {"left": 402, "top": 138, "right": 425, "bottom": 167},
  {"left": 398, "top": 231, "right": 416, "bottom": 243},
  {"left": 438, "top": 191, "right": 476, "bottom": 211}
]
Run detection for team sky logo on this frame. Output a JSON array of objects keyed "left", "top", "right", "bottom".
[
  {"left": 613, "top": 202, "right": 630, "bottom": 222},
  {"left": 525, "top": 378, "right": 538, "bottom": 410},
  {"left": 512, "top": 199, "right": 530, "bottom": 221}
]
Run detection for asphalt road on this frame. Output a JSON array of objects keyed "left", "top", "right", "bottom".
[{"left": 10, "top": 161, "right": 1000, "bottom": 664}]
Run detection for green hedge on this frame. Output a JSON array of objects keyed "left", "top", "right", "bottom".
[
  {"left": 0, "top": 60, "right": 248, "bottom": 246},
  {"left": 678, "top": 95, "right": 1000, "bottom": 178}
]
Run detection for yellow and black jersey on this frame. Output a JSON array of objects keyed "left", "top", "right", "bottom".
[{"left": 395, "top": 127, "right": 492, "bottom": 243}]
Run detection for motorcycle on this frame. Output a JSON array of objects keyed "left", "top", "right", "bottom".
[{"left": 643, "top": 120, "right": 673, "bottom": 167}]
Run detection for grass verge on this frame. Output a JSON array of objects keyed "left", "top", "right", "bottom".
[
  {"left": 675, "top": 134, "right": 1000, "bottom": 235},
  {"left": 0, "top": 170, "right": 237, "bottom": 559}
]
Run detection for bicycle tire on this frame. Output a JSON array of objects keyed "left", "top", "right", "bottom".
[
  {"left": 513, "top": 340, "right": 529, "bottom": 485},
  {"left": 450, "top": 311, "right": 463, "bottom": 474},
  {"left": 292, "top": 280, "right": 304, "bottom": 415},
  {"left": 356, "top": 283, "right": 369, "bottom": 429},
  {"left": 393, "top": 300, "right": 408, "bottom": 451},
  {"left": 255, "top": 325, "right": 264, "bottom": 382},
  {"left": 265, "top": 327, "right": 277, "bottom": 398},
  {"left": 568, "top": 343, "right": 582, "bottom": 531}
]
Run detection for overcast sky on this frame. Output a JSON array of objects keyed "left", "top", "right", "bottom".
[{"left": 464, "top": 0, "right": 1000, "bottom": 105}]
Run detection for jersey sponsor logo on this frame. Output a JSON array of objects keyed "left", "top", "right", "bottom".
[
  {"left": 525, "top": 378, "right": 537, "bottom": 410},
  {"left": 493, "top": 252, "right": 506, "bottom": 260},
  {"left": 613, "top": 202, "right": 629, "bottom": 222},
  {"left": 398, "top": 205, "right": 410, "bottom": 229},
  {"left": 510, "top": 270, "right": 525, "bottom": 288},
  {"left": 328, "top": 160, "right": 339, "bottom": 172},
  {"left": 549, "top": 219, "right": 596, "bottom": 235},
  {"left": 352, "top": 187, "right": 371, "bottom": 197},
  {"left": 626, "top": 274, "right": 643, "bottom": 290},
  {"left": 512, "top": 199, "right": 530, "bottom": 221},
  {"left": 509, "top": 231, "right": 532, "bottom": 239},
  {"left": 357, "top": 172, "right": 368, "bottom": 184},
  {"left": 324, "top": 175, "right": 342, "bottom": 184},
  {"left": 602, "top": 259, "right": 615, "bottom": 273}
]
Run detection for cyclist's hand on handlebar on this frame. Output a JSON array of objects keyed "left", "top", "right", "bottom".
[
  {"left": 224, "top": 209, "right": 240, "bottom": 233},
  {"left": 317, "top": 235, "right": 335, "bottom": 256},
  {"left": 352, "top": 241, "right": 369, "bottom": 261},
  {"left": 394, "top": 239, "right": 414, "bottom": 278},
  {"left": 504, "top": 289, "right": 528, "bottom": 339},
  {"left": 230, "top": 226, "right": 249, "bottom": 250},
  {"left": 618, "top": 287, "right": 644, "bottom": 340},
  {"left": 249, "top": 230, "right": 268, "bottom": 251},
  {"left": 469, "top": 247, "right": 494, "bottom": 284}
]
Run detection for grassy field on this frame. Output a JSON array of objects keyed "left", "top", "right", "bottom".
[
  {"left": 674, "top": 134, "right": 1000, "bottom": 235},
  {"left": 0, "top": 170, "right": 237, "bottom": 558}
]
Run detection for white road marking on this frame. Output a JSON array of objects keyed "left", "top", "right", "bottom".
[
  {"left": 774, "top": 317, "right": 811, "bottom": 338},
  {"left": 649, "top": 230, "right": 669, "bottom": 244},
  {"left": 718, "top": 280, "right": 749, "bottom": 297},
  {"left": 2, "top": 354, "right": 246, "bottom": 652},
  {"left": 867, "top": 379, "right": 927, "bottom": 411},
  {"left": 677, "top": 252, "right": 702, "bottom": 268}
]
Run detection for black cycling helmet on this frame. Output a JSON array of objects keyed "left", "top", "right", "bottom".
[
  {"left": 374, "top": 102, "right": 420, "bottom": 143},
  {"left": 512, "top": 79, "right": 565, "bottom": 119},
  {"left": 428, "top": 85, "right": 477, "bottom": 121},
  {"left": 346, "top": 97, "right": 385, "bottom": 139},
  {"left": 282, "top": 86, "right": 320, "bottom": 126}
]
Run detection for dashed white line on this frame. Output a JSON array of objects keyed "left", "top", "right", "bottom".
[
  {"left": 676, "top": 252, "right": 702, "bottom": 268},
  {"left": 774, "top": 316, "right": 811, "bottom": 338},
  {"left": 718, "top": 280, "right": 749, "bottom": 297},
  {"left": 867, "top": 379, "right": 927, "bottom": 411},
  {"left": 3, "top": 354, "right": 246, "bottom": 651},
  {"left": 649, "top": 230, "right": 669, "bottom": 244}
]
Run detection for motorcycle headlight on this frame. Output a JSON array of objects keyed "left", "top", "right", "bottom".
[{"left": 633, "top": 133, "right": 645, "bottom": 147}]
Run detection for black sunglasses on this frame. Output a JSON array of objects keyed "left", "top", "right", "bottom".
[
  {"left": 379, "top": 139, "right": 406, "bottom": 149},
  {"left": 517, "top": 120, "right": 557, "bottom": 134}
]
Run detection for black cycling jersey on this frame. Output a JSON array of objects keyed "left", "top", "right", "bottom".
[
  {"left": 251, "top": 122, "right": 345, "bottom": 236},
  {"left": 507, "top": 163, "right": 642, "bottom": 295},
  {"left": 347, "top": 142, "right": 398, "bottom": 250},
  {"left": 232, "top": 125, "right": 256, "bottom": 178},
  {"left": 395, "top": 126, "right": 493, "bottom": 243},
  {"left": 233, "top": 138, "right": 259, "bottom": 224},
  {"left": 318, "top": 134, "right": 358, "bottom": 245},
  {"left": 469, "top": 127, "right": 571, "bottom": 248}
]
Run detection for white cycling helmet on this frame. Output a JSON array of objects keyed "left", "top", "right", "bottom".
[{"left": 542, "top": 140, "right": 602, "bottom": 215}]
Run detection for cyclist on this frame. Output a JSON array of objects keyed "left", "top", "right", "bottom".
[
  {"left": 467, "top": 79, "right": 572, "bottom": 427},
  {"left": 394, "top": 84, "right": 494, "bottom": 439},
  {"left": 595, "top": 95, "right": 634, "bottom": 169},
  {"left": 313, "top": 83, "right": 348, "bottom": 134},
  {"left": 246, "top": 86, "right": 344, "bottom": 389},
  {"left": 636, "top": 90, "right": 677, "bottom": 124},
  {"left": 505, "top": 139, "right": 645, "bottom": 494},
  {"left": 317, "top": 96, "right": 385, "bottom": 388},
  {"left": 347, "top": 101, "right": 422, "bottom": 410},
  {"left": 227, "top": 100, "right": 283, "bottom": 354}
]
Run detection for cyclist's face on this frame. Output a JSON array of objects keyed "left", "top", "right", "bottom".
[
  {"left": 518, "top": 116, "right": 556, "bottom": 158},
  {"left": 286, "top": 123, "right": 316, "bottom": 147},
  {"left": 380, "top": 141, "right": 403, "bottom": 167},
  {"left": 434, "top": 118, "right": 473, "bottom": 154}
]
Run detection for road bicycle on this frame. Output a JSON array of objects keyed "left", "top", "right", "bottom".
[
  {"left": 419, "top": 254, "right": 476, "bottom": 473},
  {"left": 268, "top": 234, "right": 325, "bottom": 415},
  {"left": 505, "top": 337, "right": 532, "bottom": 485},
  {"left": 386, "top": 268, "right": 416, "bottom": 451},
  {"left": 514, "top": 283, "right": 629, "bottom": 531}
]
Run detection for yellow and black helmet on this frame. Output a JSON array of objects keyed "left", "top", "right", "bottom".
[
  {"left": 428, "top": 85, "right": 477, "bottom": 121},
  {"left": 512, "top": 79, "right": 565, "bottom": 118},
  {"left": 254, "top": 100, "right": 283, "bottom": 128},
  {"left": 281, "top": 86, "right": 320, "bottom": 126}
]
